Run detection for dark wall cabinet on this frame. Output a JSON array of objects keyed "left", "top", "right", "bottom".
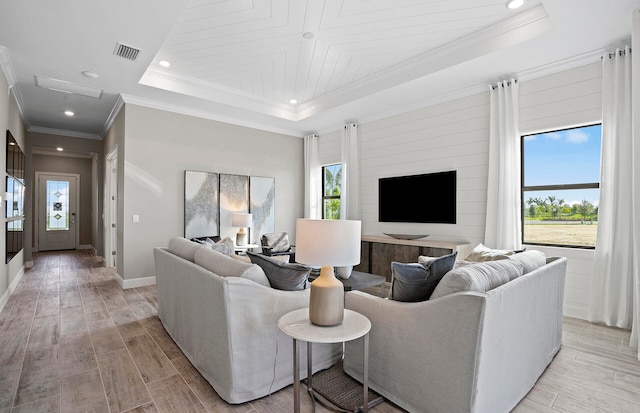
[{"left": 355, "top": 235, "right": 471, "bottom": 281}]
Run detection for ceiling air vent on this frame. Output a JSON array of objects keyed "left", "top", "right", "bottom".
[{"left": 114, "top": 43, "right": 140, "bottom": 61}]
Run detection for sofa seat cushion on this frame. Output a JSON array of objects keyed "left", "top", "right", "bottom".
[
  {"left": 390, "top": 252, "right": 457, "bottom": 302},
  {"left": 246, "top": 252, "right": 310, "bottom": 291},
  {"left": 508, "top": 250, "right": 546, "bottom": 274},
  {"left": 168, "top": 237, "right": 202, "bottom": 262},
  {"left": 194, "top": 247, "right": 270, "bottom": 287},
  {"left": 430, "top": 259, "right": 524, "bottom": 299}
]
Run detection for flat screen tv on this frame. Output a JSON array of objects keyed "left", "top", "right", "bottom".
[{"left": 378, "top": 171, "right": 456, "bottom": 224}]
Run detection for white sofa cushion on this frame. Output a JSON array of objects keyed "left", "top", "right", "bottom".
[
  {"left": 464, "top": 243, "right": 518, "bottom": 262},
  {"left": 194, "top": 247, "right": 270, "bottom": 287},
  {"left": 168, "top": 236, "right": 201, "bottom": 262},
  {"left": 430, "top": 259, "right": 524, "bottom": 299},
  {"left": 508, "top": 250, "right": 546, "bottom": 274},
  {"left": 199, "top": 236, "right": 234, "bottom": 255}
]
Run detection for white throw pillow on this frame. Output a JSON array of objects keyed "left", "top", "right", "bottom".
[
  {"left": 194, "top": 247, "right": 270, "bottom": 287},
  {"left": 430, "top": 260, "right": 524, "bottom": 299},
  {"left": 463, "top": 243, "right": 517, "bottom": 262}
]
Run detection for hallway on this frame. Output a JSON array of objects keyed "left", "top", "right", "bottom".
[{"left": 0, "top": 250, "right": 300, "bottom": 412}]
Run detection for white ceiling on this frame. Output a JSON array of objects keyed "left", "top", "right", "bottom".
[{"left": 0, "top": 0, "right": 638, "bottom": 139}]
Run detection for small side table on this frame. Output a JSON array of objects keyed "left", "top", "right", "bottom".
[
  {"left": 278, "top": 308, "right": 371, "bottom": 413},
  {"left": 233, "top": 243, "right": 259, "bottom": 254},
  {"left": 309, "top": 270, "right": 387, "bottom": 298}
]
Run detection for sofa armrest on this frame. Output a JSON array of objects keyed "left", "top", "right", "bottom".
[{"left": 344, "top": 290, "right": 488, "bottom": 413}]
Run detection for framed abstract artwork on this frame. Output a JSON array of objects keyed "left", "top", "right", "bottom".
[
  {"left": 249, "top": 176, "right": 275, "bottom": 244},
  {"left": 184, "top": 170, "right": 275, "bottom": 244},
  {"left": 219, "top": 174, "right": 249, "bottom": 241},
  {"left": 184, "top": 171, "right": 219, "bottom": 239}
]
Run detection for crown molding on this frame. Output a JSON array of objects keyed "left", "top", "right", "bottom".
[
  {"left": 101, "top": 95, "right": 125, "bottom": 138},
  {"left": 0, "top": 46, "right": 16, "bottom": 87},
  {"left": 316, "top": 48, "right": 607, "bottom": 136},
  {"left": 119, "top": 94, "right": 301, "bottom": 137},
  {"left": 27, "top": 126, "right": 102, "bottom": 140}
]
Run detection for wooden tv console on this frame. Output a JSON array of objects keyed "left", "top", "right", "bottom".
[{"left": 354, "top": 235, "right": 472, "bottom": 281}]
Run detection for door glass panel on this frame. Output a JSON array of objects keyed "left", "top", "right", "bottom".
[{"left": 46, "top": 180, "right": 69, "bottom": 231}]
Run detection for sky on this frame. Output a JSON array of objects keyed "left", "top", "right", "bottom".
[{"left": 523, "top": 124, "right": 602, "bottom": 207}]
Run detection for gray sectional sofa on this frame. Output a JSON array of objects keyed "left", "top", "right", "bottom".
[
  {"left": 343, "top": 251, "right": 568, "bottom": 413},
  {"left": 153, "top": 237, "right": 342, "bottom": 404}
]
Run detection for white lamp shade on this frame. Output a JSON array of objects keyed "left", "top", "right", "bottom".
[
  {"left": 231, "top": 212, "right": 252, "bottom": 228},
  {"left": 295, "top": 219, "right": 361, "bottom": 267}
]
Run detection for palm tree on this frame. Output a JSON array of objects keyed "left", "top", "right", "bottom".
[
  {"left": 546, "top": 196, "right": 564, "bottom": 219},
  {"left": 577, "top": 199, "right": 594, "bottom": 221}
]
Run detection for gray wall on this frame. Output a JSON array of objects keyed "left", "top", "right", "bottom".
[{"left": 117, "top": 104, "right": 304, "bottom": 283}]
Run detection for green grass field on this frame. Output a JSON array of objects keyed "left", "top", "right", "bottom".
[{"left": 523, "top": 221, "right": 597, "bottom": 247}]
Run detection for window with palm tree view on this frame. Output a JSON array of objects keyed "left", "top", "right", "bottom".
[
  {"left": 522, "top": 124, "right": 601, "bottom": 248},
  {"left": 322, "top": 163, "right": 342, "bottom": 219}
]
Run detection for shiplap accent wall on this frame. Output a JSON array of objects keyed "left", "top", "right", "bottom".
[{"left": 317, "top": 61, "right": 602, "bottom": 320}]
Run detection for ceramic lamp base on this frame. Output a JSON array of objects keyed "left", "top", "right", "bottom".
[
  {"left": 336, "top": 265, "right": 353, "bottom": 279},
  {"left": 309, "top": 266, "right": 344, "bottom": 326},
  {"left": 236, "top": 228, "right": 247, "bottom": 246}
]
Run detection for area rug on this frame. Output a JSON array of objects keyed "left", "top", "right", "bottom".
[{"left": 303, "top": 360, "right": 385, "bottom": 412}]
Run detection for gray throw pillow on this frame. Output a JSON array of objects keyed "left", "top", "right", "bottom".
[
  {"left": 390, "top": 251, "right": 457, "bottom": 302},
  {"left": 246, "top": 252, "right": 310, "bottom": 291}
]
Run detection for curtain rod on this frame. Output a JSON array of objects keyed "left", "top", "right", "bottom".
[
  {"left": 491, "top": 79, "right": 518, "bottom": 90},
  {"left": 603, "top": 47, "right": 632, "bottom": 60}
]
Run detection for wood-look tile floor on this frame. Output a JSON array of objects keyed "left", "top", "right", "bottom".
[{"left": 0, "top": 250, "right": 639, "bottom": 413}]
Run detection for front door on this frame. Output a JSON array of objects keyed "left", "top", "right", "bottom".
[{"left": 38, "top": 173, "right": 78, "bottom": 251}]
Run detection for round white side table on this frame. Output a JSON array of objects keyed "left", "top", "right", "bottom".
[{"left": 278, "top": 308, "right": 371, "bottom": 413}]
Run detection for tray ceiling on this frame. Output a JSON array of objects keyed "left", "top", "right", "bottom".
[{"left": 0, "top": 0, "right": 638, "bottom": 138}]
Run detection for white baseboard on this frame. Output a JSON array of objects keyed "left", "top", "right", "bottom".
[
  {"left": 0, "top": 266, "right": 26, "bottom": 315},
  {"left": 77, "top": 244, "right": 93, "bottom": 250},
  {"left": 563, "top": 303, "right": 588, "bottom": 321},
  {"left": 96, "top": 255, "right": 104, "bottom": 263},
  {"left": 115, "top": 273, "right": 156, "bottom": 290}
]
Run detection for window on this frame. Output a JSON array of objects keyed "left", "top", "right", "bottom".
[
  {"left": 322, "top": 163, "right": 342, "bottom": 219},
  {"left": 521, "top": 124, "right": 601, "bottom": 248}
]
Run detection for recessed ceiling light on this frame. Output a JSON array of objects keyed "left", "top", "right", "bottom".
[
  {"left": 56, "top": 147, "right": 64, "bottom": 152},
  {"left": 289, "top": 99, "right": 298, "bottom": 104},
  {"left": 506, "top": 0, "right": 524, "bottom": 9},
  {"left": 64, "top": 110, "right": 74, "bottom": 117},
  {"left": 159, "top": 60, "right": 171, "bottom": 68},
  {"left": 302, "top": 32, "right": 314, "bottom": 40},
  {"left": 82, "top": 71, "right": 99, "bottom": 79}
]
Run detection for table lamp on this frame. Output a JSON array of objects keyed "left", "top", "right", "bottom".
[
  {"left": 295, "top": 218, "right": 361, "bottom": 326},
  {"left": 231, "top": 212, "right": 252, "bottom": 246}
]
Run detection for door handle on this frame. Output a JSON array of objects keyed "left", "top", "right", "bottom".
[{"left": 71, "top": 212, "right": 76, "bottom": 225}]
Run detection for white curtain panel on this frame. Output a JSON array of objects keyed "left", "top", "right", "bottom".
[
  {"left": 589, "top": 47, "right": 639, "bottom": 360},
  {"left": 341, "top": 123, "right": 360, "bottom": 220},
  {"left": 485, "top": 80, "right": 522, "bottom": 250},
  {"left": 304, "top": 133, "right": 321, "bottom": 219}
]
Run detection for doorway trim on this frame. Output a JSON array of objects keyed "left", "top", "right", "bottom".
[
  {"left": 104, "top": 146, "right": 118, "bottom": 268},
  {"left": 34, "top": 171, "right": 80, "bottom": 252}
]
